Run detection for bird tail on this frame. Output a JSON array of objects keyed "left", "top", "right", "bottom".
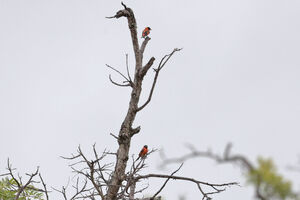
[{"left": 135, "top": 156, "right": 140, "bottom": 161}]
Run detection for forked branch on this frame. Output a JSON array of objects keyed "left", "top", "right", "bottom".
[
  {"left": 150, "top": 163, "right": 183, "bottom": 200},
  {"left": 136, "top": 171, "right": 237, "bottom": 200},
  {"left": 137, "top": 48, "right": 182, "bottom": 112},
  {"left": 0, "top": 159, "right": 49, "bottom": 200},
  {"left": 160, "top": 143, "right": 268, "bottom": 200},
  {"left": 125, "top": 54, "right": 133, "bottom": 84},
  {"left": 106, "top": 64, "right": 133, "bottom": 87},
  {"left": 140, "top": 37, "right": 151, "bottom": 62},
  {"left": 60, "top": 145, "right": 115, "bottom": 200},
  {"left": 160, "top": 143, "right": 254, "bottom": 170},
  {"left": 106, "top": 2, "right": 140, "bottom": 70}
]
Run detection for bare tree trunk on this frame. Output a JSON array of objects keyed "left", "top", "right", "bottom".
[
  {"left": 106, "top": 3, "right": 181, "bottom": 199},
  {"left": 105, "top": 4, "right": 151, "bottom": 200}
]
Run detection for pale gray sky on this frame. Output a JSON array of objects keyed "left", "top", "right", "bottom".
[{"left": 0, "top": 0, "right": 300, "bottom": 199}]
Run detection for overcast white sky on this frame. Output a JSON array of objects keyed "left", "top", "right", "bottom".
[{"left": 0, "top": 0, "right": 300, "bottom": 199}]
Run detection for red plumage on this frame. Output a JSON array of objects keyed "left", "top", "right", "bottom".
[
  {"left": 136, "top": 145, "right": 148, "bottom": 161},
  {"left": 142, "top": 27, "right": 151, "bottom": 38}
]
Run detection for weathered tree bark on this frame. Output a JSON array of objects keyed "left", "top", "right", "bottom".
[
  {"left": 106, "top": 3, "right": 181, "bottom": 200},
  {"left": 105, "top": 4, "right": 153, "bottom": 200}
]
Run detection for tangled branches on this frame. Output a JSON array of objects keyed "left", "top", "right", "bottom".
[
  {"left": 55, "top": 145, "right": 237, "bottom": 200},
  {"left": 0, "top": 159, "right": 49, "bottom": 200}
]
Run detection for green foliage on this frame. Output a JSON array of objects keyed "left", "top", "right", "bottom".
[
  {"left": 0, "top": 177, "right": 44, "bottom": 200},
  {"left": 246, "top": 157, "right": 297, "bottom": 200}
]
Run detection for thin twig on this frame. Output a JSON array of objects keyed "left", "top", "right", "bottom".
[
  {"left": 110, "top": 133, "right": 119, "bottom": 140},
  {"left": 150, "top": 163, "right": 183, "bottom": 200},
  {"left": 106, "top": 64, "right": 133, "bottom": 87},
  {"left": 137, "top": 48, "right": 182, "bottom": 112},
  {"left": 136, "top": 173, "right": 237, "bottom": 200},
  {"left": 160, "top": 143, "right": 266, "bottom": 200},
  {"left": 39, "top": 173, "right": 49, "bottom": 200},
  {"left": 109, "top": 74, "right": 131, "bottom": 87},
  {"left": 15, "top": 167, "right": 39, "bottom": 200},
  {"left": 140, "top": 37, "right": 151, "bottom": 59},
  {"left": 125, "top": 54, "right": 133, "bottom": 85}
]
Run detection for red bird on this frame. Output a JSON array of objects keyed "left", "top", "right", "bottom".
[
  {"left": 142, "top": 27, "right": 151, "bottom": 38},
  {"left": 136, "top": 145, "right": 148, "bottom": 161}
]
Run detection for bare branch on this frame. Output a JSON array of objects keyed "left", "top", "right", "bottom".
[
  {"left": 110, "top": 132, "right": 119, "bottom": 140},
  {"left": 0, "top": 172, "right": 10, "bottom": 177},
  {"left": 106, "top": 2, "right": 140, "bottom": 71},
  {"left": 125, "top": 54, "right": 133, "bottom": 84},
  {"left": 59, "top": 146, "right": 115, "bottom": 200},
  {"left": 150, "top": 164, "right": 183, "bottom": 200},
  {"left": 160, "top": 143, "right": 269, "bottom": 200},
  {"left": 160, "top": 143, "right": 254, "bottom": 171},
  {"left": 137, "top": 48, "right": 182, "bottom": 112},
  {"left": 93, "top": 145, "right": 110, "bottom": 185},
  {"left": 89, "top": 161, "right": 105, "bottom": 199},
  {"left": 61, "top": 153, "right": 81, "bottom": 160},
  {"left": 52, "top": 186, "right": 68, "bottom": 200},
  {"left": 106, "top": 64, "right": 130, "bottom": 83},
  {"left": 136, "top": 173, "right": 237, "bottom": 200},
  {"left": 106, "top": 2, "right": 130, "bottom": 19},
  {"left": 136, "top": 174, "right": 237, "bottom": 187},
  {"left": 106, "top": 64, "right": 133, "bottom": 87},
  {"left": 158, "top": 48, "right": 182, "bottom": 71},
  {"left": 109, "top": 75, "right": 131, "bottom": 87},
  {"left": 39, "top": 173, "right": 49, "bottom": 200},
  {"left": 7, "top": 159, "right": 21, "bottom": 189},
  {"left": 3, "top": 159, "right": 51, "bottom": 200},
  {"left": 15, "top": 167, "right": 39, "bottom": 200},
  {"left": 139, "top": 57, "right": 155, "bottom": 78},
  {"left": 140, "top": 37, "right": 151, "bottom": 60},
  {"left": 129, "top": 126, "right": 141, "bottom": 136},
  {"left": 118, "top": 150, "right": 157, "bottom": 199},
  {"left": 129, "top": 181, "right": 136, "bottom": 200},
  {"left": 121, "top": 2, "right": 127, "bottom": 9}
]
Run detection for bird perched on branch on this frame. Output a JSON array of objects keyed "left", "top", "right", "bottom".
[
  {"left": 142, "top": 27, "right": 151, "bottom": 38},
  {"left": 136, "top": 145, "right": 148, "bottom": 161}
]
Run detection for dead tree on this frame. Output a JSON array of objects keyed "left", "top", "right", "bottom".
[
  {"left": 1, "top": 3, "right": 238, "bottom": 200},
  {"left": 105, "top": 2, "right": 182, "bottom": 200},
  {"left": 55, "top": 4, "right": 238, "bottom": 199},
  {"left": 58, "top": 145, "right": 237, "bottom": 200},
  {"left": 102, "top": 3, "right": 237, "bottom": 200}
]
